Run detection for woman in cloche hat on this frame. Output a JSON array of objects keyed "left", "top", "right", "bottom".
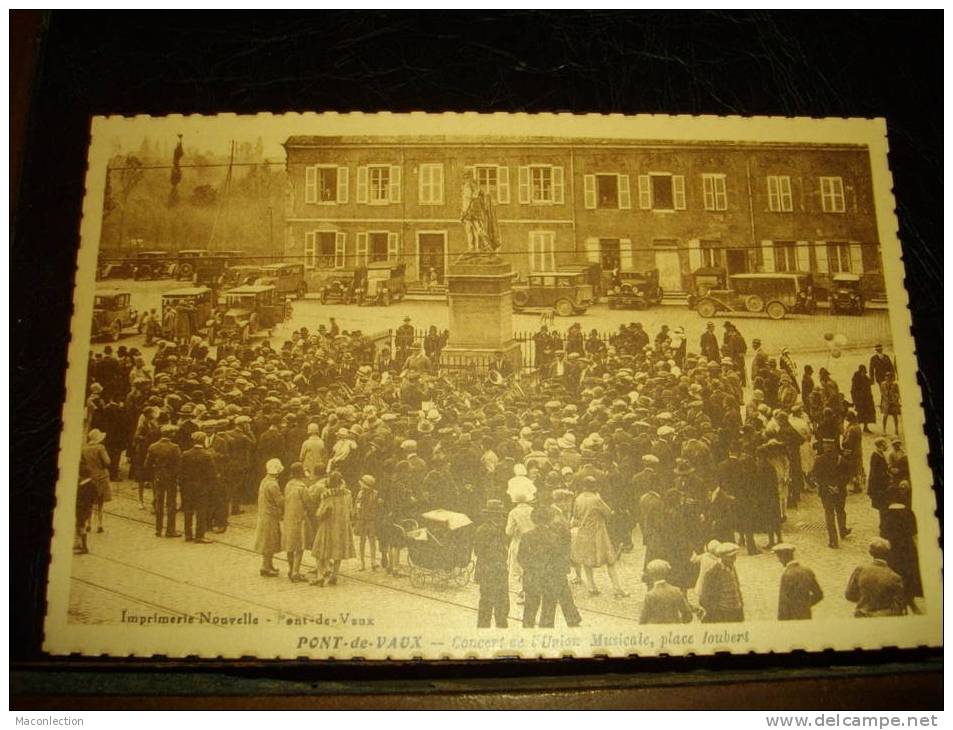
[{"left": 81, "top": 429, "right": 112, "bottom": 534}]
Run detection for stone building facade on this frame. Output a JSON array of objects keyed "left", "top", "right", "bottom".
[{"left": 283, "top": 135, "right": 886, "bottom": 298}]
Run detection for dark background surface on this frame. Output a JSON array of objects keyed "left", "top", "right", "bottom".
[{"left": 10, "top": 10, "right": 942, "bottom": 709}]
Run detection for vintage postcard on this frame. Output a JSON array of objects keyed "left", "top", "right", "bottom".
[{"left": 44, "top": 112, "right": 941, "bottom": 659}]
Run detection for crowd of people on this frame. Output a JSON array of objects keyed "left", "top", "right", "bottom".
[{"left": 77, "top": 313, "right": 923, "bottom": 627}]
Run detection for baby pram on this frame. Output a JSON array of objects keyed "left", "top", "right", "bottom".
[{"left": 398, "top": 509, "right": 475, "bottom": 589}]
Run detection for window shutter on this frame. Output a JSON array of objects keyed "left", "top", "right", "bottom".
[
  {"left": 673, "top": 175, "right": 686, "bottom": 210},
  {"left": 702, "top": 176, "right": 714, "bottom": 210},
  {"left": 388, "top": 232, "right": 400, "bottom": 261},
  {"left": 767, "top": 176, "right": 779, "bottom": 211},
  {"left": 849, "top": 242, "right": 864, "bottom": 273},
  {"left": 434, "top": 165, "right": 444, "bottom": 205},
  {"left": 716, "top": 176, "right": 727, "bottom": 210},
  {"left": 638, "top": 175, "right": 651, "bottom": 209},
  {"left": 518, "top": 166, "right": 530, "bottom": 204},
  {"left": 334, "top": 232, "right": 346, "bottom": 269},
  {"left": 620, "top": 238, "right": 633, "bottom": 270},
  {"left": 814, "top": 241, "right": 828, "bottom": 273},
  {"left": 618, "top": 174, "right": 631, "bottom": 209},
  {"left": 305, "top": 166, "right": 317, "bottom": 204},
  {"left": 389, "top": 166, "right": 401, "bottom": 203},
  {"left": 796, "top": 241, "right": 810, "bottom": 272},
  {"left": 337, "top": 167, "right": 349, "bottom": 203},
  {"left": 583, "top": 175, "right": 596, "bottom": 209},
  {"left": 552, "top": 166, "right": 564, "bottom": 204},
  {"left": 761, "top": 240, "right": 775, "bottom": 272},
  {"left": 418, "top": 165, "right": 429, "bottom": 204},
  {"left": 357, "top": 166, "right": 368, "bottom": 204},
  {"left": 304, "top": 231, "right": 316, "bottom": 270},
  {"left": 780, "top": 176, "right": 792, "bottom": 211},
  {"left": 497, "top": 166, "right": 510, "bottom": 204},
  {"left": 688, "top": 239, "right": 701, "bottom": 271},
  {"left": 584, "top": 237, "right": 600, "bottom": 263},
  {"left": 356, "top": 232, "right": 368, "bottom": 266}
]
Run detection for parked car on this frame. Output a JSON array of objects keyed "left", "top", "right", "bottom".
[
  {"left": 562, "top": 262, "right": 604, "bottom": 301},
  {"left": 512, "top": 271, "right": 594, "bottom": 316},
  {"left": 829, "top": 273, "right": 866, "bottom": 315},
  {"left": 174, "top": 249, "right": 210, "bottom": 280},
  {"left": 607, "top": 269, "right": 663, "bottom": 309},
  {"left": 134, "top": 251, "right": 176, "bottom": 280},
  {"left": 160, "top": 286, "right": 215, "bottom": 335},
  {"left": 216, "top": 285, "right": 289, "bottom": 343},
  {"left": 91, "top": 289, "right": 137, "bottom": 341},
  {"left": 222, "top": 265, "right": 265, "bottom": 287},
  {"left": 255, "top": 262, "right": 308, "bottom": 299},
  {"left": 693, "top": 273, "right": 816, "bottom": 320},
  {"left": 686, "top": 266, "right": 728, "bottom": 309},
  {"left": 194, "top": 255, "right": 233, "bottom": 289},
  {"left": 361, "top": 262, "right": 406, "bottom": 306},
  {"left": 98, "top": 257, "right": 136, "bottom": 280},
  {"left": 320, "top": 269, "right": 364, "bottom": 304}
]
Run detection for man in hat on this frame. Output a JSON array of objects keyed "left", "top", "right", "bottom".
[
  {"left": 700, "top": 321, "right": 720, "bottom": 363},
  {"left": 474, "top": 499, "right": 510, "bottom": 628},
  {"left": 180, "top": 431, "right": 215, "bottom": 543},
  {"left": 698, "top": 542, "right": 745, "bottom": 623},
  {"left": 867, "top": 437, "right": 891, "bottom": 527},
  {"left": 772, "top": 543, "right": 823, "bottom": 620},
  {"left": 518, "top": 504, "right": 561, "bottom": 628},
  {"left": 810, "top": 438, "right": 851, "bottom": 549},
  {"left": 144, "top": 424, "right": 182, "bottom": 538},
  {"left": 845, "top": 538, "right": 906, "bottom": 617},
  {"left": 868, "top": 344, "right": 895, "bottom": 397},
  {"left": 489, "top": 350, "right": 515, "bottom": 382},
  {"left": 723, "top": 322, "right": 748, "bottom": 386},
  {"left": 750, "top": 338, "right": 769, "bottom": 386},
  {"left": 299, "top": 422, "right": 326, "bottom": 481},
  {"left": 395, "top": 316, "right": 415, "bottom": 367},
  {"left": 640, "top": 559, "right": 694, "bottom": 624}
]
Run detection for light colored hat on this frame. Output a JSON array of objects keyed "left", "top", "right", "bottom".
[
  {"left": 513, "top": 463, "right": 528, "bottom": 477},
  {"left": 87, "top": 429, "right": 106, "bottom": 444},
  {"left": 641, "top": 454, "right": 660, "bottom": 465},
  {"left": 266, "top": 458, "right": 284, "bottom": 475},
  {"left": 645, "top": 559, "right": 672, "bottom": 577},
  {"left": 556, "top": 433, "right": 576, "bottom": 449},
  {"left": 771, "top": 542, "right": 796, "bottom": 554},
  {"left": 507, "top": 475, "right": 537, "bottom": 504},
  {"left": 716, "top": 542, "right": 740, "bottom": 557},
  {"left": 401, "top": 439, "right": 418, "bottom": 451},
  {"left": 656, "top": 425, "right": 675, "bottom": 437},
  {"left": 307, "top": 423, "right": 321, "bottom": 435}
]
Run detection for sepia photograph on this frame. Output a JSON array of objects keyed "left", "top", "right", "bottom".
[{"left": 42, "top": 112, "right": 940, "bottom": 660}]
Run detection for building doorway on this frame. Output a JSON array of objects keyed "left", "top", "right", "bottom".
[
  {"left": 417, "top": 232, "right": 447, "bottom": 284},
  {"left": 725, "top": 248, "right": 748, "bottom": 275},
  {"left": 654, "top": 249, "right": 683, "bottom": 292}
]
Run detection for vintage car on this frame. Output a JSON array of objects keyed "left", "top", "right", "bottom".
[
  {"left": 215, "top": 285, "right": 289, "bottom": 343},
  {"left": 512, "top": 271, "right": 594, "bottom": 316},
  {"left": 97, "top": 257, "right": 136, "bottom": 280},
  {"left": 133, "top": 250, "right": 176, "bottom": 280},
  {"left": 160, "top": 286, "right": 215, "bottom": 335},
  {"left": 607, "top": 269, "right": 664, "bottom": 309},
  {"left": 693, "top": 273, "right": 816, "bottom": 320},
  {"left": 193, "top": 255, "right": 232, "bottom": 289},
  {"left": 361, "top": 262, "right": 407, "bottom": 306},
  {"left": 255, "top": 262, "right": 308, "bottom": 299},
  {"left": 222, "top": 265, "right": 265, "bottom": 287},
  {"left": 685, "top": 266, "right": 729, "bottom": 309},
  {"left": 829, "top": 273, "right": 866, "bottom": 315},
  {"left": 174, "top": 249, "right": 210, "bottom": 280},
  {"left": 320, "top": 269, "right": 364, "bottom": 304},
  {"left": 562, "top": 262, "right": 604, "bottom": 301},
  {"left": 91, "top": 289, "right": 138, "bottom": 341}
]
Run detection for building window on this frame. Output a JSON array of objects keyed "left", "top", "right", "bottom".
[
  {"left": 583, "top": 174, "right": 631, "bottom": 209},
  {"left": 305, "top": 166, "right": 348, "bottom": 204},
  {"left": 304, "top": 231, "right": 345, "bottom": 270},
  {"left": 369, "top": 232, "right": 390, "bottom": 263},
  {"left": 774, "top": 241, "right": 798, "bottom": 272},
  {"left": 702, "top": 174, "right": 728, "bottom": 211},
  {"left": 599, "top": 238, "right": 620, "bottom": 270},
  {"left": 418, "top": 163, "right": 444, "bottom": 205},
  {"left": 638, "top": 174, "right": 686, "bottom": 210},
  {"left": 700, "top": 241, "right": 722, "bottom": 267},
  {"left": 518, "top": 165, "right": 564, "bottom": 204},
  {"left": 767, "top": 175, "right": 793, "bottom": 212},
  {"left": 827, "top": 241, "right": 852, "bottom": 273},
  {"left": 357, "top": 165, "right": 401, "bottom": 204},
  {"left": 529, "top": 231, "right": 555, "bottom": 271},
  {"left": 820, "top": 176, "right": 846, "bottom": 213},
  {"left": 472, "top": 165, "right": 510, "bottom": 204}
]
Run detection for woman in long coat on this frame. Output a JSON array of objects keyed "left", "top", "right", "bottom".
[
  {"left": 131, "top": 406, "right": 160, "bottom": 510},
  {"left": 254, "top": 458, "right": 284, "bottom": 577},
  {"left": 311, "top": 471, "right": 356, "bottom": 586},
  {"left": 850, "top": 365, "right": 876, "bottom": 432},
  {"left": 881, "top": 493, "right": 922, "bottom": 613},
  {"left": 571, "top": 476, "right": 629, "bottom": 598},
  {"left": 656, "top": 488, "right": 700, "bottom": 591},
  {"left": 281, "top": 462, "right": 312, "bottom": 582},
  {"left": 80, "top": 429, "right": 112, "bottom": 534}
]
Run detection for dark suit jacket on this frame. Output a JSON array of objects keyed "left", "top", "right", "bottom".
[
  {"left": 179, "top": 446, "right": 216, "bottom": 504},
  {"left": 640, "top": 581, "right": 693, "bottom": 624},
  {"left": 778, "top": 561, "right": 824, "bottom": 620},
  {"left": 845, "top": 559, "right": 906, "bottom": 616}
]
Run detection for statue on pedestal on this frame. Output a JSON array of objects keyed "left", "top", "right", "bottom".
[{"left": 457, "top": 170, "right": 503, "bottom": 265}]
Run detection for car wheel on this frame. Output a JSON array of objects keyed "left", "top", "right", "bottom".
[
  {"left": 512, "top": 290, "right": 530, "bottom": 308},
  {"left": 555, "top": 299, "right": 574, "bottom": 317},
  {"left": 766, "top": 301, "right": 786, "bottom": 320},
  {"left": 697, "top": 299, "right": 717, "bottom": 318},
  {"left": 744, "top": 294, "right": 765, "bottom": 313},
  {"left": 178, "top": 263, "right": 194, "bottom": 279}
]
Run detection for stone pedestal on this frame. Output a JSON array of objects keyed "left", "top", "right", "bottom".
[{"left": 442, "top": 257, "right": 522, "bottom": 372}]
